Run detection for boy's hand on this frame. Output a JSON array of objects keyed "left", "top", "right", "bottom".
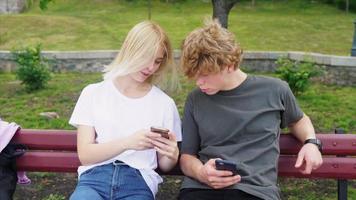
[
  {"left": 295, "top": 143, "right": 323, "bottom": 174},
  {"left": 197, "top": 158, "right": 241, "bottom": 189}
]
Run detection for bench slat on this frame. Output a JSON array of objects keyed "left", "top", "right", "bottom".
[
  {"left": 13, "top": 129, "right": 356, "bottom": 155},
  {"left": 280, "top": 134, "right": 356, "bottom": 155},
  {"left": 17, "top": 152, "right": 356, "bottom": 179},
  {"left": 12, "top": 129, "right": 77, "bottom": 151},
  {"left": 12, "top": 129, "right": 356, "bottom": 179},
  {"left": 278, "top": 155, "right": 356, "bottom": 179},
  {"left": 17, "top": 151, "right": 80, "bottom": 172}
]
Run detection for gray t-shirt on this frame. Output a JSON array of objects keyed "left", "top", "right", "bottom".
[{"left": 181, "top": 75, "right": 303, "bottom": 200}]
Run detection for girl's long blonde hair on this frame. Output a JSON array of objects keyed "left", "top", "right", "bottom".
[{"left": 103, "top": 21, "right": 178, "bottom": 91}]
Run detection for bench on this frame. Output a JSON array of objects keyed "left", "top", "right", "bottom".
[{"left": 11, "top": 129, "right": 356, "bottom": 200}]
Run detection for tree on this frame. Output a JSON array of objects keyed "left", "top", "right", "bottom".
[{"left": 211, "top": 0, "right": 239, "bottom": 28}]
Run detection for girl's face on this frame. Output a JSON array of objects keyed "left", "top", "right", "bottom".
[{"left": 130, "top": 47, "right": 165, "bottom": 83}]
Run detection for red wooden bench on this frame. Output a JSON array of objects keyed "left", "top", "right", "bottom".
[{"left": 11, "top": 129, "right": 356, "bottom": 200}]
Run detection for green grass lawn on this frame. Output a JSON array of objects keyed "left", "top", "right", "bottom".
[
  {"left": 0, "top": 0, "right": 355, "bottom": 55},
  {"left": 0, "top": 72, "right": 101, "bottom": 129}
]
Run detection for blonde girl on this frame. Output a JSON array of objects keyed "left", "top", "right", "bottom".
[{"left": 69, "top": 21, "right": 181, "bottom": 200}]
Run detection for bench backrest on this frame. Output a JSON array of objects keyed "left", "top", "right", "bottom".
[{"left": 11, "top": 129, "right": 356, "bottom": 179}]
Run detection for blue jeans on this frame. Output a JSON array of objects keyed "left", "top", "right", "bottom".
[{"left": 70, "top": 161, "right": 154, "bottom": 200}]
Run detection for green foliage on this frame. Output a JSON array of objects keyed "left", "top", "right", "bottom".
[
  {"left": 25, "top": 0, "right": 54, "bottom": 11},
  {"left": 12, "top": 44, "right": 52, "bottom": 92},
  {"left": 275, "top": 58, "right": 324, "bottom": 95},
  {"left": 319, "top": 0, "right": 356, "bottom": 12},
  {"left": 42, "top": 194, "right": 65, "bottom": 200},
  {"left": 39, "top": 0, "right": 54, "bottom": 10}
]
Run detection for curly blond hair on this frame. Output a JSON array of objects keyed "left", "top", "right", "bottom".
[{"left": 181, "top": 19, "right": 243, "bottom": 78}]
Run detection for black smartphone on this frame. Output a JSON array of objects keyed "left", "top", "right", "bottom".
[
  {"left": 215, "top": 160, "right": 238, "bottom": 175},
  {"left": 150, "top": 126, "right": 169, "bottom": 139}
]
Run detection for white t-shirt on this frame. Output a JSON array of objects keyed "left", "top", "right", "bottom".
[{"left": 69, "top": 80, "right": 182, "bottom": 196}]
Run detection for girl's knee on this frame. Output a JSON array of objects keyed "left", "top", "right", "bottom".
[{"left": 70, "top": 186, "right": 103, "bottom": 200}]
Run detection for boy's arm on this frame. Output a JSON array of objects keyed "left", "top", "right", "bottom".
[
  {"left": 289, "top": 114, "right": 323, "bottom": 174},
  {"left": 180, "top": 154, "right": 205, "bottom": 180},
  {"left": 289, "top": 114, "right": 315, "bottom": 141}
]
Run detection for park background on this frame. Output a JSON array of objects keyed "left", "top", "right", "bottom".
[{"left": 0, "top": 0, "right": 355, "bottom": 199}]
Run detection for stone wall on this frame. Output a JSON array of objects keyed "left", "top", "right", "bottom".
[
  {"left": 0, "top": 50, "right": 355, "bottom": 86},
  {"left": 0, "top": 0, "right": 26, "bottom": 14}
]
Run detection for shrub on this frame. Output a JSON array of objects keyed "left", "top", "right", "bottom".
[
  {"left": 12, "top": 44, "right": 52, "bottom": 92},
  {"left": 275, "top": 57, "right": 324, "bottom": 96}
]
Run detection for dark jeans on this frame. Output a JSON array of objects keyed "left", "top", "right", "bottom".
[{"left": 178, "top": 188, "right": 263, "bottom": 200}]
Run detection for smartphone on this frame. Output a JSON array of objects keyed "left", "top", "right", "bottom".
[
  {"left": 150, "top": 126, "right": 169, "bottom": 139},
  {"left": 215, "top": 160, "right": 238, "bottom": 175}
]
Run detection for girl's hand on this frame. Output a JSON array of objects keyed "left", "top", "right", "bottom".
[
  {"left": 150, "top": 132, "right": 179, "bottom": 160},
  {"left": 125, "top": 129, "right": 160, "bottom": 151}
]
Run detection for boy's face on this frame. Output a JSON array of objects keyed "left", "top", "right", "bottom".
[{"left": 194, "top": 68, "right": 229, "bottom": 95}]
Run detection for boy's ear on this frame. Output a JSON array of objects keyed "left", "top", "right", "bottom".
[{"left": 227, "top": 64, "right": 235, "bottom": 73}]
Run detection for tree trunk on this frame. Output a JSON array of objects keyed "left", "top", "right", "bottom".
[
  {"left": 212, "top": 0, "right": 238, "bottom": 28},
  {"left": 346, "top": 0, "right": 349, "bottom": 14}
]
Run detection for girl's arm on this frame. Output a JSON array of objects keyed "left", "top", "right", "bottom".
[
  {"left": 77, "top": 125, "right": 157, "bottom": 165},
  {"left": 151, "top": 132, "right": 179, "bottom": 172}
]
